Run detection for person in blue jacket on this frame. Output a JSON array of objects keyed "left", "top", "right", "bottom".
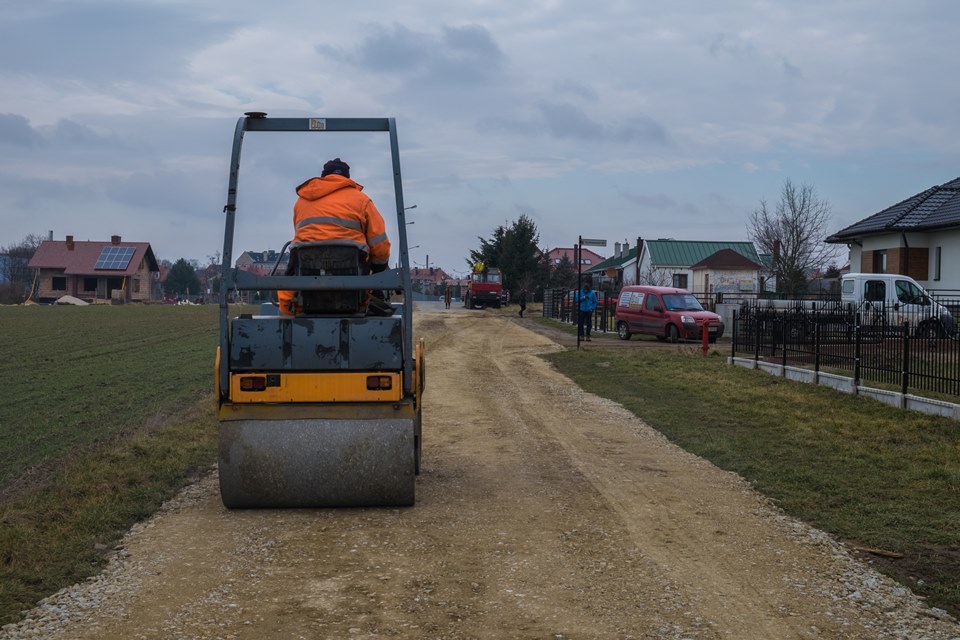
[{"left": 575, "top": 281, "right": 599, "bottom": 341}]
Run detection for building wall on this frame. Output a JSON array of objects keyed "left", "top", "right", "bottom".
[
  {"left": 692, "top": 268, "right": 759, "bottom": 294},
  {"left": 128, "top": 261, "right": 155, "bottom": 302},
  {"left": 35, "top": 266, "right": 155, "bottom": 302},
  {"left": 852, "top": 231, "right": 960, "bottom": 290}
]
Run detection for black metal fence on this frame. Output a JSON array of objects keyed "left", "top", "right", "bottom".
[
  {"left": 732, "top": 300, "right": 960, "bottom": 397},
  {"left": 542, "top": 288, "right": 618, "bottom": 333}
]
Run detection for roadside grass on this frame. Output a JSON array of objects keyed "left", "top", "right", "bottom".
[
  {"left": 544, "top": 346, "right": 960, "bottom": 615},
  {"left": 0, "top": 304, "right": 226, "bottom": 624}
]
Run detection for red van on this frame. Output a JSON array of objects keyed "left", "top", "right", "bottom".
[{"left": 615, "top": 285, "right": 724, "bottom": 343}]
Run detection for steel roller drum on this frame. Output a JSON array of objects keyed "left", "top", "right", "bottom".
[{"left": 218, "top": 418, "right": 416, "bottom": 508}]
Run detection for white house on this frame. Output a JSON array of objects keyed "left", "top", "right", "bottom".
[{"left": 826, "top": 176, "right": 960, "bottom": 292}]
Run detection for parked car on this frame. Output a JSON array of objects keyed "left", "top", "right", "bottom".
[{"left": 615, "top": 285, "right": 724, "bottom": 342}]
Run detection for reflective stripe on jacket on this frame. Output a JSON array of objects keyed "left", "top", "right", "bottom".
[
  {"left": 278, "top": 174, "right": 391, "bottom": 315},
  {"left": 291, "top": 175, "right": 390, "bottom": 264}
]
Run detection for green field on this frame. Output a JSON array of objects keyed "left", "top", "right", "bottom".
[{"left": 0, "top": 304, "right": 223, "bottom": 623}]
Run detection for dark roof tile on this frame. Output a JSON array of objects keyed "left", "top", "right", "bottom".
[{"left": 828, "top": 177, "right": 960, "bottom": 242}]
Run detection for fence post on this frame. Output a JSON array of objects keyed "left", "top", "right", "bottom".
[
  {"left": 781, "top": 311, "right": 788, "bottom": 369},
  {"left": 854, "top": 321, "right": 862, "bottom": 387},
  {"left": 902, "top": 321, "right": 910, "bottom": 396},
  {"left": 732, "top": 308, "right": 738, "bottom": 360},
  {"left": 754, "top": 314, "right": 761, "bottom": 363},
  {"left": 814, "top": 318, "right": 821, "bottom": 374}
]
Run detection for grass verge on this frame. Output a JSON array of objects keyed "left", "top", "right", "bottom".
[
  {"left": 0, "top": 397, "right": 217, "bottom": 624},
  {"left": 544, "top": 346, "right": 960, "bottom": 615},
  {"left": 0, "top": 304, "right": 227, "bottom": 624}
]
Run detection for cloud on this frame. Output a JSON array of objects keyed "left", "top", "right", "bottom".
[
  {"left": 0, "top": 3, "right": 235, "bottom": 82},
  {"left": 0, "top": 113, "right": 40, "bottom": 146},
  {"left": 616, "top": 189, "right": 701, "bottom": 216},
  {"left": 322, "top": 22, "right": 504, "bottom": 85},
  {"left": 538, "top": 102, "right": 604, "bottom": 140}
]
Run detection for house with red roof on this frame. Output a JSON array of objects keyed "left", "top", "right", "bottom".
[
  {"left": 546, "top": 247, "right": 606, "bottom": 269},
  {"left": 28, "top": 234, "right": 160, "bottom": 303}
]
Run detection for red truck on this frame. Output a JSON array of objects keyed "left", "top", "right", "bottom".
[{"left": 464, "top": 267, "right": 503, "bottom": 309}]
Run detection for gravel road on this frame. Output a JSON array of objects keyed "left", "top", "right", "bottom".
[{"left": 3, "top": 306, "right": 959, "bottom": 639}]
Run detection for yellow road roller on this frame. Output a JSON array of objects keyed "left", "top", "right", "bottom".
[{"left": 215, "top": 114, "right": 423, "bottom": 508}]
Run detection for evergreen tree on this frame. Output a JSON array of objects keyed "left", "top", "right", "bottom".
[
  {"left": 165, "top": 258, "right": 202, "bottom": 297},
  {"left": 469, "top": 214, "right": 548, "bottom": 294},
  {"left": 550, "top": 255, "right": 578, "bottom": 290}
]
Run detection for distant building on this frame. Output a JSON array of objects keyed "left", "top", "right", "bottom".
[
  {"left": 235, "top": 250, "right": 289, "bottom": 273},
  {"left": 827, "top": 176, "right": 960, "bottom": 290},
  {"left": 27, "top": 235, "right": 160, "bottom": 303},
  {"left": 587, "top": 238, "right": 763, "bottom": 292},
  {"left": 690, "top": 248, "right": 763, "bottom": 295},
  {"left": 546, "top": 247, "right": 605, "bottom": 268},
  {"left": 410, "top": 267, "right": 452, "bottom": 291}
]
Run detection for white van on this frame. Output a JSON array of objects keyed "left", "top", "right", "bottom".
[{"left": 840, "top": 273, "right": 957, "bottom": 338}]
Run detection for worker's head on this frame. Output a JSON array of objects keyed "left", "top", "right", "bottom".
[{"left": 321, "top": 157, "right": 350, "bottom": 178}]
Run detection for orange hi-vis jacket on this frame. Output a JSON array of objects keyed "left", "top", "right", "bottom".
[{"left": 278, "top": 174, "right": 391, "bottom": 315}]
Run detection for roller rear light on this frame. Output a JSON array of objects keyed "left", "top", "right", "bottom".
[{"left": 366, "top": 375, "right": 393, "bottom": 390}]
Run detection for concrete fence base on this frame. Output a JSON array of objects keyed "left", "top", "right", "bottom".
[{"left": 729, "top": 357, "right": 960, "bottom": 421}]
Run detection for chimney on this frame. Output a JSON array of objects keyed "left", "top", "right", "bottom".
[
  {"left": 622, "top": 241, "right": 629, "bottom": 258},
  {"left": 66, "top": 235, "right": 75, "bottom": 250},
  {"left": 48, "top": 230, "right": 53, "bottom": 240},
  {"left": 614, "top": 242, "right": 621, "bottom": 258},
  {"left": 111, "top": 235, "right": 121, "bottom": 245},
  {"left": 635, "top": 237, "right": 643, "bottom": 284}
]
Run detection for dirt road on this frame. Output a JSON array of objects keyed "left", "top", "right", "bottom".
[{"left": 7, "top": 306, "right": 959, "bottom": 639}]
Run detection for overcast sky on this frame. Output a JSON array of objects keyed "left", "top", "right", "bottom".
[{"left": 2, "top": 0, "right": 958, "bottom": 276}]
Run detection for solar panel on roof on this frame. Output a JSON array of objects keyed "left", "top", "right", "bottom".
[{"left": 94, "top": 246, "right": 136, "bottom": 270}]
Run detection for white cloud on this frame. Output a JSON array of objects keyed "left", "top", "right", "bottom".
[{"left": 1, "top": 1, "right": 959, "bottom": 271}]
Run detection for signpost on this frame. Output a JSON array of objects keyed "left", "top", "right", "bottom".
[{"left": 576, "top": 236, "right": 607, "bottom": 349}]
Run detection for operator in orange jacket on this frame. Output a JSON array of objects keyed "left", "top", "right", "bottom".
[{"left": 278, "top": 158, "right": 391, "bottom": 315}]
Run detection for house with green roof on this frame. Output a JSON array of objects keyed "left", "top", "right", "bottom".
[{"left": 587, "top": 238, "right": 764, "bottom": 293}]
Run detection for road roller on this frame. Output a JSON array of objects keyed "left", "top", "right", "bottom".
[{"left": 215, "top": 114, "right": 423, "bottom": 508}]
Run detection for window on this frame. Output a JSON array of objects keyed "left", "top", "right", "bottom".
[
  {"left": 864, "top": 280, "right": 885, "bottom": 302},
  {"left": 83, "top": 277, "right": 97, "bottom": 291},
  {"left": 895, "top": 279, "right": 926, "bottom": 305},
  {"left": 934, "top": 246, "right": 942, "bottom": 281},
  {"left": 133, "top": 279, "right": 141, "bottom": 293},
  {"left": 618, "top": 291, "right": 644, "bottom": 308},
  {"left": 644, "top": 293, "right": 661, "bottom": 312},
  {"left": 672, "top": 273, "right": 688, "bottom": 289},
  {"left": 52, "top": 277, "right": 66, "bottom": 291},
  {"left": 872, "top": 250, "right": 887, "bottom": 274},
  {"left": 663, "top": 293, "right": 704, "bottom": 311}
]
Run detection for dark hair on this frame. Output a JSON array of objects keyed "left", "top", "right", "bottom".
[{"left": 321, "top": 157, "right": 350, "bottom": 178}]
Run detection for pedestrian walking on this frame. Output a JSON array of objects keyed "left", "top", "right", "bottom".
[
  {"left": 444, "top": 286, "right": 452, "bottom": 309},
  {"left": 575, "top": 282, "right": 599, "bottom": 341},
  {"left": 518, "top": 289, "right": 527, "bottom": 318}
]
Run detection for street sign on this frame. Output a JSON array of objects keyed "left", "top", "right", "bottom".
[{"left": 580, "top": 238, "right": 607, "bottom": 247}]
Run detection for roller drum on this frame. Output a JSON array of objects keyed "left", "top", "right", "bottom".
[{"left": 219, "top": 418, "right": 416, "bottom": 508}]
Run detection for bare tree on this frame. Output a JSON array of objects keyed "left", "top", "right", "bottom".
[
  {"left": 0, "top": 233, "right": 45, "bottom": 303},
  {"left": 638, "top": 264, "right": 671, "bottom": 287},
  {"left": 748, "top": 179, "right": 839, "bottom": 295}
]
